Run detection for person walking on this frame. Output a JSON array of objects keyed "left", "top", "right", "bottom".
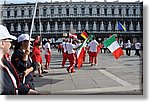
[
  {"left": 135, "top": 41, "right": 141, "bottom": 57},
  {"left": 126, "top": 40, "right": 132, "bottom": 56},
  {"left": 88, "top": 37, "right": 99, "bottom": 66},
  {"left": 32, "top": 42, "right": 43, "bottom": 77},
  {"left": 62, "top": 38, "right": 68, "bottom": 67},
  {"left": 66, "top": 39, "right": 76, "bottom": 73},
  {"left": 11, "top": 34, "right": 36, "bottom": 91},
  {"left": 44, "top": 39, "right": 51, "bottom": 69}
]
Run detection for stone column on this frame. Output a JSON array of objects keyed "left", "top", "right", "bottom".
[
  {"left": 47, "top": 22, "right": 50, "bottom": 31},
  {"left": 77, "top": 21, "right": 81, "bottom": 31},
  {"left": 10, "top": 8, "right": 14, "bottom": 17},
  {"left": 93, "top": 21, "right": 97, "bottom": 31},
  {"left": 62, "top": 21, "right": 66, "bottom": 31},
  {"left": 115, "top": 21, "right": 118, "bottom": 31},
  {"left": 17, "top": 9, "right": 21, "bottom": 17},
  {"left": 25, "top": 8, "right": 29, "bottom": 17},
  {"left": 70, "top": 21, "right": 74, "bottom": 30},
  {"left": 24, "top": 23, "right": 28, "bottom": 32},
  {"left": 136, "top": 21, "right": 141, "bottom": 31},
  {"left": 129, "top": 21, "right": 134, "bottom": 31},
  {"left": 55, "top": 21, "right": 58, "bottom": 31},
  {"left": 17, "top": 23, "right": 21, "bottom": 31},
  {"left": 107, "top": 21, "right": 112, "bottom": 31},
  {"left": 85, "top": 21, "right": 89, "bottom": 30},
  {"left": 11, "top": 23, "right": 14, "bottom": 31},
  {"left": 100, "top": 21, "right": 105, "bottom": 31}
]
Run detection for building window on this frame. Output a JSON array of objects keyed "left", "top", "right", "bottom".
[
  {"left": 89, "top": 8, "right": 92, "bottom": 15},
  {"left": 7, "top": 11, "right": 10, "bottom": 18},
  {"left": 36, "top": 9, "right": 39, "bottom": 16},
  {"left": 81, "top": 8, "right": 85, "bottom": 15},
  {"left": 58, "top": 9, "right": 62, "bottom": 15},
  {"left": 21, "top": 10, "right": 24, "bottom": 17},
  {"left": 43, "top": 9, "right": 47, "bottom": 17},
  {"left": 112, "top": 8, "right": 114, "bottom": 15},
  {"left": 14, "top": 10, "right": 17, "bottom": 17},
  {"left": 74, "top": 8, "right": 77, "bottom": 15},
  {"left": 29, "top": 10, "right": 32, "bottom": 17},
  {"left": 51, "top": 9, "right": 54, "bottom": 15},
  {"left": 133, "top": 9, "right": 136, "bottom": 15},
  {"left": 119, "top": 9, "right": 122, "bottom": 15},
  {"left": 126, "top": 9, "right": 129, "bottom": 15},
  {"left": 104, "top": 8, "right": 107, "bottom": 16},
  {"left": 97, "top": 8, "right": 99, "bottom": 15},
  {"left": 66, "top": 8, "right": 69, "bottom": 16},
  {"left": 140, "top": 8, "right": 143, "bottom": 16}
]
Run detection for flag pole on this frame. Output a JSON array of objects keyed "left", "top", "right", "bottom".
[
  {"left": 23, "top": 0, "right": 38, "bottom": 84},
  {"left": 39, "top": 5, "right": 42, "bottom": 42},
  {"left": 28, "top": 0, "right": 39, "bottom": 49}
]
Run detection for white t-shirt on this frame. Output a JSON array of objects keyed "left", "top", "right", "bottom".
[
  {"left": 126, "top": 42, "right": 132, "bottom": 48},
  {"left": 89, "top": 40, "right": 99, "bottom": 52},
  {"left": 135, "top": 42, "right": 141, "bottom": 49},
  {"left": 62, "top": 42, "right": 67, "bottom": 53},
  {"left": 44, "top": 42, "right": 51, "bottom": 55},
  {"left": 66, "top": 43, "right": 76, "bottom": 54}
]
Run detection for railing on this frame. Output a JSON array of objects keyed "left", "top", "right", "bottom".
[
  {"left": 11, "top": 30, "right": 142, "bottom": 35},
  {"left": 2, "top": 14, "right": 142, "bottom": 20}
]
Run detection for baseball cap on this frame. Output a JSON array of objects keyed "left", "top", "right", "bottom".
[
  {"left": 18, "top": 34, "right": 34, "bottom": 42},
  {"left": 0, "top": 25, "right": 17, "bottom": 40}
]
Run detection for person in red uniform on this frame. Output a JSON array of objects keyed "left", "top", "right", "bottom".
[
  {"left": 44, "top": 39, "right": 51, "bottom": 69},
  {"left": 32, "top": 42, "right": 43, "bottom": 77},
  {"left": 62, "top": 38, "right": 68, "bottom": 67},
  {"left": 33, "top": 35, "right": 40, "bottom": 47},
  {"left": 66, "top": 39, "right": 77, "bottom": 73},
  {"left": 88, "top": 37, "right": 99, "bottom": 66}
]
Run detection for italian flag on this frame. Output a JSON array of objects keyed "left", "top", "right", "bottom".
[
  {"left": 103, "top": 35, "right": 124, "bottom": 59},
  {"left": 77, "top": 38, "right": 88, "bottom": 68}
]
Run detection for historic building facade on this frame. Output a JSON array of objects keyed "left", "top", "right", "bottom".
[{"left": 0, "top": 1, "right": 143, "bottom": 43}]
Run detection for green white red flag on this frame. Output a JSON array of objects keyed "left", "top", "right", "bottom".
[
  {"left": 103, "top": 35, "right": 124, "bottom": 59},
  {"left": 77, "top": 38, "right": 88, "bottom": 68}
]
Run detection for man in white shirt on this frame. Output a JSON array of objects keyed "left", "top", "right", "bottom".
[
  {"left": 135, "top": 41, "right": 141, "bottom": 57},
  {"left": 88, "top": 37, "right": 99, "bottom": 66},
  {"left": 44, "top": 39, "right": 51, "bottom": 69},
  {"left": 126, "top": 40, "right": 132, "bottom": 56},
  {"left": 62, "top": 38, "right": 68, "bottom": 67},
  {"left": 66, "top": 39, "right": 76, "bottom": 73}
]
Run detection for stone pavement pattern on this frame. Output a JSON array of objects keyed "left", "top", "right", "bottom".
[{"left": 33, "top": 49, "right": 143, "bottom": 95}]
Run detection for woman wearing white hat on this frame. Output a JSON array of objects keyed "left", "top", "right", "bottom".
[
  {"left": 11, "top": 34, "right": 37, "bottom": 93},
  {"left": 0, "top": 25, "right": 37, "bottom": 94}
]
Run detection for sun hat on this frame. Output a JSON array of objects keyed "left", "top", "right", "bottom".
[
  {"left": 18, "top": 34, "right": 34, "bottom": 42},
  {"left": 0, "top": 25, "right": 17, "bottom": 40}
]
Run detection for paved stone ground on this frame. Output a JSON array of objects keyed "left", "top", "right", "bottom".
[{"left": 33, "top": 49, "right": 143, "bottom": 95}]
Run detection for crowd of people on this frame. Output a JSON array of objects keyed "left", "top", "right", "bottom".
[{"left": 0, "top": 25, "right": 142, "bottom": 95}]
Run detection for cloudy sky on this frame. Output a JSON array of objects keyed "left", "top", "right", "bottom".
[{"left": 0, "top": 0, "right": 142, "bottom": 4}]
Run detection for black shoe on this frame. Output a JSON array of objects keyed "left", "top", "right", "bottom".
[
  {"left": 39, "top": 74, "right": 43, "bottom": 77},
  {"left": 66, "top": 69, "right": 70, "bottom": 73},
  {"left": 42, "top": 71, "right": 48, "bottom": 74},
  {"left": 33, "top": 75, "right": 37, "bottom": 77}
]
